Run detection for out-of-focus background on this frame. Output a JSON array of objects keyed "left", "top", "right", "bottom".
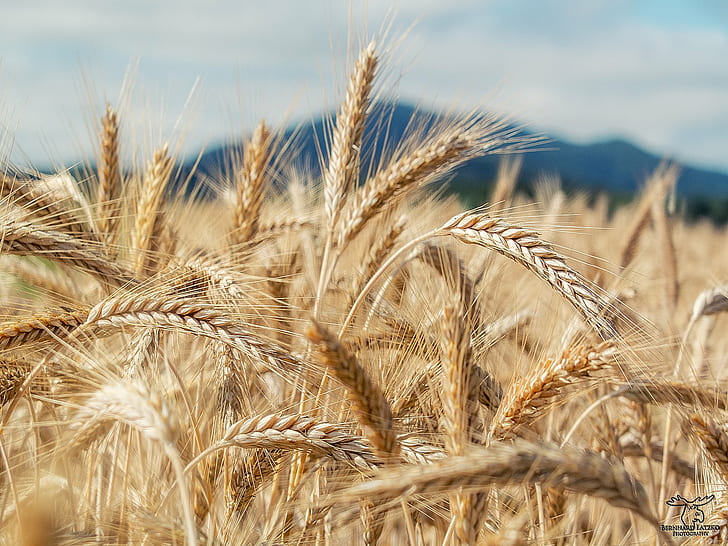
[{"left": 1, "top": 1, "right": 727, "bottom": 217}]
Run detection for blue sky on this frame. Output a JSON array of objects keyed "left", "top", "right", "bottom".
[{"left": 1, "top": 1, "right": 726, "bottom": 173}]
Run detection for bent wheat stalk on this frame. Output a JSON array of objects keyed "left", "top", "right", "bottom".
[
  {"left": 321, "top": 439, "right": 669, "bottom": 542},
  {"left": 341, "top": 211, "right": 614, "bottom": 339},
  {"left": 81, "top": 295, "right": 307, "bottom": 379},
  {"left": 71, "top": 380, "right": 198, "bottom": 546},
  {"left": 185, "top": 414, "right": 378, "bottom": 472}
]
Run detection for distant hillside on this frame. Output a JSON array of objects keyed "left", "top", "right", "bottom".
[{"left": 187, "top": 102, "right": 728, "bottom": 204}]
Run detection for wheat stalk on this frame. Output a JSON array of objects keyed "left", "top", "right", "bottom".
[{"left": 70, "top": 379, "right": 198, "bottom": 546}]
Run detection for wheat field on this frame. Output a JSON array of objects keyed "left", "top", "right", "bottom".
[{"left": 1, "top": 40, "right": 727, "bottom": 546}]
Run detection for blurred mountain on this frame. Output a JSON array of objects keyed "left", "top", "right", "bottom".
[{"left": 186, "top": 102, "right": 728, "bottom": 202}]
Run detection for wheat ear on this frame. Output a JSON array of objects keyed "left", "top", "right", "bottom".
[
  {"left": 618, "top": 162, "right": 677, "bottom": 270},
  {"left": 343, "top": 211, "right": 615, "bottom": 339},
  {"left": 323, "top": 440, "right": 668, "bottom": 542},
  {"left": 491, "top": 155, "right": 522, "bottom": 212},
  {"left": 306, "top": 320, "right": 398, "bottom": 458},
  {"left": 437, "top": 212, "right": 615, "bottom": 338},
  {"left": 440, "top": 304, "right": 485, "bottom": 543},
  {"left": 314, "top": 41, "right": 378, "bottom": 319},
  {"left": 491, "top": 342, "right": 617, "bottom": 439},
  {"left": 683, "top": 413, "right": 728, "bottom": 481},
  {"left": 187, "top": 414, "right": 378, "bottom": 472},
  {"left": 324, "top": 41, "right": 377, "bottom": 233},
  {"left": 0, "top": 256, "right": 86, "bottom": 300},
  {"left": 336, "top": 125, "right": 485, "bottom": 252},
  {"left": 70, "top": 380, "right": 198, "bottom": 546},
  {"left": 0, "top": 360, "right": 31, "bottom": 406},
  {"left": 132, "top": 144, "right": 174, "bottom": 277},
  {"left": 96, "top": 104, "right": 121, "bottom": 246},
  {"left": 230, "top": 119, "right": 272, "bottom": 247},
  {"left": 1, "top": 219, "right": 136, "bottom": 287},
  {"left": 0, "top": 175, "right": 97, "bottom": 240},
  {"left": 0, "top": 308, "right": 89, "bottom": 350},
  {"left": 82, "top": 294, "right": 306, "bottom": 379}
]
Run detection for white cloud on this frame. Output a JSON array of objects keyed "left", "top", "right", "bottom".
[{"left": 0, "top": 0, "right": 726, "bottom": 172}]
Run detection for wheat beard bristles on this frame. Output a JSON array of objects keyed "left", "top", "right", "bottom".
[{"left": 438, "top": 212, "right": 616, "bottom": 339}]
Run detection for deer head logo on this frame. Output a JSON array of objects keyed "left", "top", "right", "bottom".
[{"left": 666, "top": 494, "right": 715, "bottom": 527}]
